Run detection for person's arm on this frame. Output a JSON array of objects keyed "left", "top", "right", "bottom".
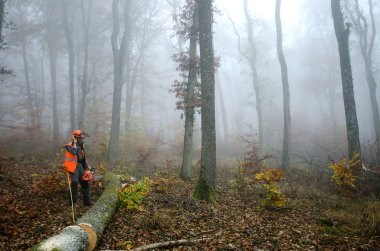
[
  {"left": 65, "top": 145, "right": 78, "bottom": 155},
  {"left": 83, "top": 146, "right": 89, "bottom": 169},
  {"left": 65, "top": 137, "right": 78, "bottom": 155}
]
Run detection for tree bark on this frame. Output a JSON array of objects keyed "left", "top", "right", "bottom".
[
  {"left": 0, "top": 0, "right": 4, "bottom": 47},
  {"left": 46, "top": 0, "right": 60, "bottom": 143},
  {"left": 37, "top": 42, "right": 46, "bottom": 127},
  {"left": 107, "top": 0, "right": 130, "bottom": 162},
  {"left": 181, "top": 1, "right": 199, "bottom": 181},
  {"left": 125, "top": 50, "right": 142, "bottom": 132},
  {"left": 275, "top": 0, "right": 291, "bottom": 168},
  {"left": 78, "top": 0, "right": 92, "bottom": 130},
  {"left": 61, "top": 0, "right": 76, "bottom": 132},
  {"left": 331, "top": 0, "right": 361, "bottom": 159},
  {"left": 193, "top": 0, "right": 216, "bottom": 203},
  {"left": 21, "top": 39, "right": 35, "bottom": 127},
  {"left": 32, "top": 173, "right": 120, "bottom": 251},
  {"left": 17, "top": 0, "right": 35, "bottom": 127}
]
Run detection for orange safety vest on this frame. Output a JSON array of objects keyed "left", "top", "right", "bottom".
[{"left": 64, "top": 143, "right": 85, "bottom": 173}]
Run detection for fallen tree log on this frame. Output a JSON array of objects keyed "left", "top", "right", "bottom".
[{"left": 31, "top": 173, "right": 120, "bottom": 251}]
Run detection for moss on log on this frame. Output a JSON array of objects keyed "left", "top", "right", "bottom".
[{"left": 32, "top": 173, "right": 120, "bottom": 251}]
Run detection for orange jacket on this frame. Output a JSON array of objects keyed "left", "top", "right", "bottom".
[{"left": 64, "top": 143, "right": 85, "bottom": 173}]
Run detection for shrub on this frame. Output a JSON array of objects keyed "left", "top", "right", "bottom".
[
  {"left": 329, "top": 153, "right": 361, "bottom": 191},
  {"left": 255, "top": 168, "right": 287, "bottom": 208},
  {"left": 118, "top": 177, "right": 152, "bottom": 211}
]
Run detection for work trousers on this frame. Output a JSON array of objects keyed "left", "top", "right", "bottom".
[{"left": 69, "top": 163, "right": 92, "bottom": 205}]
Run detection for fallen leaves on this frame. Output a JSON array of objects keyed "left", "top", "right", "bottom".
[
  {"left": 1, "top": 155, "right": 379, "bottom": 250},
  {"left": 0, "top": 157, "right": 103, "bottom": 250},
  {"left": 97, "top": 172, "right": 379, "bottom": 250}
]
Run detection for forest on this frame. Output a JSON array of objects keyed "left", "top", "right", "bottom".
[{"left": 0, "top": 0, "right": 380, "bottom": 250}]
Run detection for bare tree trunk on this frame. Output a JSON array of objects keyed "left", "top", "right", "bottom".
[
  {"left": 126, "top": 4, "right": 158, "bottom": 134},
  {"left": 193, "top": 0, "right": 216, "bottom": 203},
  {"left": 167, "top": 0, "right": 184, "bottom": 53},
  {"left": 347, "top": 0, "right": 379, "bottom": 163},
  {"left": 17, "top": 0, "right": 35, "bottom": 127},
  {"left": 61, "top": 0, "right": 76, "bottom": 132},
  {"left": 275, "top": 0, "right": 291, "bottom": 168},
  {"left": 124, "top": 5, "right": 134, "bottom": 134},
  {"left": 140, "top": 63, "right": 147, "bottom": 133},
  {"left": 367, "top": 0, "right": 380, "bottom": 164},
  {"left": 107, "top": 0, "right": 130, "bottom": 162},
  {"left": 92, "top": 80, "right": 99, "bottom": 136},
  {"left": 331, "top": 0, "right": 361, "bottom": 159},
  {"left": 181, "top": 1, "right": 199, "bottom": 181},
  {"left": 243, "top": 0, "right": 263, "bottom": 151},
  {"left": 325, "top": 60, "right": 339, "bottom": 148},
  {"left": 0, "top": 0, "right": 4, "bottom": 47},
  {"left": 125, "top": 48, "right": 142, "bottom": 133},
  {"left": 21, "top": 39, "right": 35, "bottom": 127},
  {"left": 216, "top": 73, "right": 228, "bottom": 142},
  {"left": 37, "top": 42, "right": 46, "bottom": 127},
  {"left": 46, "top": 0, "right": 59, "bottom": 143},
  {"left": 124, "top": 53, "right": 132, "bottom": 133},
  {"left": 78, "top": 0, "right": 92, "bottom": 129}
]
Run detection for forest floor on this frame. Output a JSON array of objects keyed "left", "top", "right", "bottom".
[{"left": 1, "top": 153, "right": 380, "bottom": 250}]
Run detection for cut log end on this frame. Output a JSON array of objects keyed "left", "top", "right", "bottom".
[{"left": 78, "top": 223, "right": 97, "bottom": 251}]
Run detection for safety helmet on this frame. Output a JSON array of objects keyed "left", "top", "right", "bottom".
[{"left": 72, "top": 129, "right": 86, "bottom": 138}]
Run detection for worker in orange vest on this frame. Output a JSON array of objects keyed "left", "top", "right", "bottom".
[{"left": 64, "top": 129, "right": 93, "bottom": 207}]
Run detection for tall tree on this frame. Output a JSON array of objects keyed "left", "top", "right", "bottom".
[
  {"left": 78, "top": 0, "right": 93, "bottom": 129},
  {"left": 124, "top": 1, "right": 157, "bottom": 133},
  {"left": 0, "top": 0, "right": 5, "bottom": 47},
  {"left": 331, "top": 0, "right": 361, "bottom": 159},
  {"left": 346, "top": 0, "right": 379, "bottom": 163},
  {"left": 243, "top": 0, "right": 263, "bottom": 150},
  {"left": 181, "top": 0, "right": 199, "bottom": 181},
  {"left": 17, "top": 0, "right": 36, "bottom": 128},
  {"left": 46, "top": 0, "right": 60, "bottom": 142},
  {"left": 167, "top": 0, "right": 184, "bottom": 53},
  {"left": 193, "top": 0, "right": 216, "bottom": 203},
  {"left": 107, "top": 0, "right": 130, "bottom": 162},
  {"left": 216, "top": 73, "right": 228, "bottom": 142},
  {"left": 275, "top": 0, "right": 291, "bottom": 168},
  {"left": 61, "top": 0, "right": 76, "bottom": 132}
]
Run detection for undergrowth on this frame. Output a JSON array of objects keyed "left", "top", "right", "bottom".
[{"left": 118, "top": 177, "right": 152, "bottom": 211}]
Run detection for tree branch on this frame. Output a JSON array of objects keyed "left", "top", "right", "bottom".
[{"left": 132, "top": 231, "right": 222, "bottom": 251}]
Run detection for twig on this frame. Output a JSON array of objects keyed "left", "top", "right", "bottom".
[
  {"left": 132, "top": 237, "right": 210, "bottom": 250},
  {"left": 132, "top": 231, "right": 222, "bottom": 251}
]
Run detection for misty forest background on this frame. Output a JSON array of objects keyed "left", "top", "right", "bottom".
[
  {"left": 1, "top": 0, "right": 380, "bottom": 249},
  {"left": 1, "top": 0, "right": 380, "bottom": 168},
  {"left": 1, "top": 0, "right": 380, "bottom": 169}
]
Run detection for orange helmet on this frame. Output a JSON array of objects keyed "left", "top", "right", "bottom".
[{"left": 72, "top": 129, "right": 86, "bottom": 138}]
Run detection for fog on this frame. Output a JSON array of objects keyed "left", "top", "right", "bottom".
[{"left": 0, "top": 0, "right": 379, "bottom": 167}]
